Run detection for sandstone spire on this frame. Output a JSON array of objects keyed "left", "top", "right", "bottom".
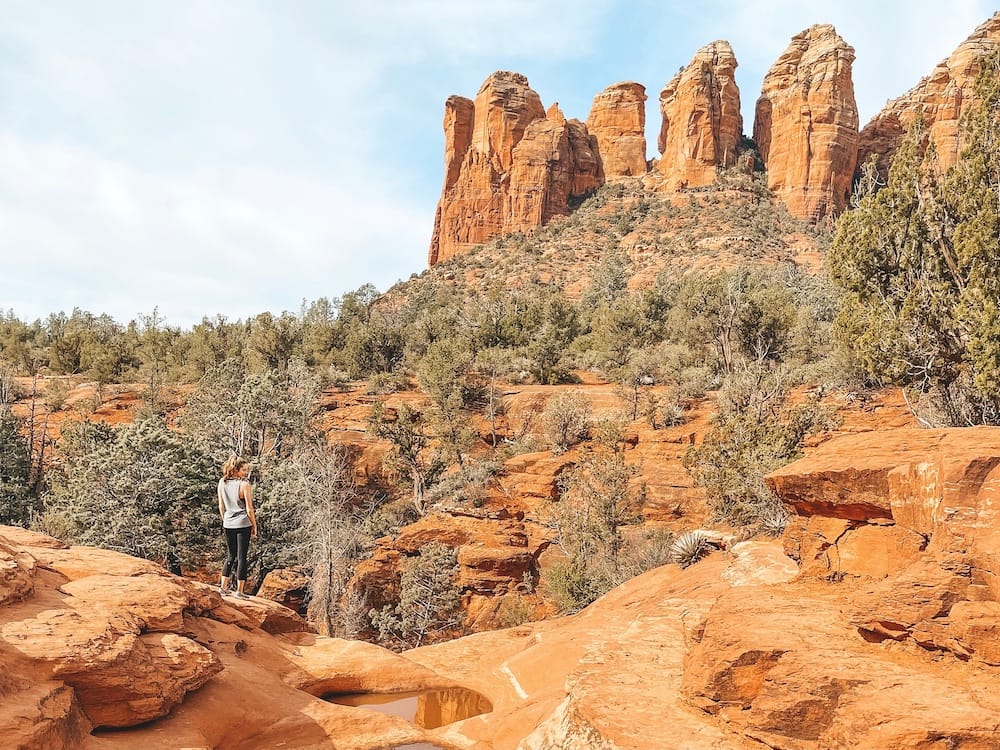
[
  {"left": 656, "top": 41, "right": 742, "bottom": 188},
  {"left": 586, "top": 82, "right": 647, "bottom": 178},
  {"left": 429, "top": 72, "right": 605, "bottom": 266},
  {"left": 429, "top": 72, "right": 545, "bottom": 266},
  {"left": 857, "top": 11, "right": 1000, "bottom": 178},
  {"left": 505, "top": 104, "right": 604, "bottom": 234},
  {"left": 754, "top": 25, "right": 859, "bottom": 222}
]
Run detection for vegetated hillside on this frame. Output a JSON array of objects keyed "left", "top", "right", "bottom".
[{"left": 395, "top": 171, "right": 829, "bottom": 307}]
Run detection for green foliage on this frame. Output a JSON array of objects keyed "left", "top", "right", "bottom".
[
  {"left": 40, "top": 418, "right": 217, "bottom": 572},
  {"left": 542, "top": 390, "right": 591, "bottom": 453},
  {"left": 0, "top": 409, "right": 33, "bottom": 526},
  {"left": 370, "top": 542, "right": 463, "bottom": 649},
  {"left": 417, "top": 338, "right": 475, "bottom": 468},
  {"left": 367, "top": 401, "right": 444, "bottom": 515},
  {"left": 668, "top": 267, "right": 800, "bottom": 375},
  {"left": 180, "top": 357, "right": 321, "bottom": 463},
  {"left": 543, "top": 425, "right": 645, "bottom": 612},
  {"left": 683, "top": 363, "right": 837, "bottom": 529},
  {"left": 829, "top": 53, "right": 1000, "bottom": 423}
]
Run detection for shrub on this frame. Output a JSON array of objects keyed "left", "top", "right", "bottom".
[
  {"left": 669, "top": 531, "right": 713, "bottom": 569},
  {"left": 369, "top": 542, "right": 463, "bottom": 649},
  {"left": 40, "top": 418, "right": 217, "bottom": 573},
  {"left": 543, "top": 390, "right": 591, "bottom": 453}
]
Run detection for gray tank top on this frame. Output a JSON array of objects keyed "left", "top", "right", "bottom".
[{"left": 220, "top": 479, "right": 251, "bottom": 529}]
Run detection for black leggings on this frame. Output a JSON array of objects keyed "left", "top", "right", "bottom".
[{"left": 223, "top": 526, "right": 251, "bottom": 581}]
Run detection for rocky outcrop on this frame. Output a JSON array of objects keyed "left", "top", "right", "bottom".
[
  {"left": 585, "top": 82, "right": 647, "bottom": 178},
  {"left": 766, "top": 427, "right": 1000, "bottom": 659},
  {"left": 411, "top": 534, "right": 1000, "bottom": 749},
  {"left": 857, "top": 12, "right": 1000, "bottom": 178},
  {"left": 429, "top": 72, "right": 604, "bottom": 265},
  {"left": 505, "top": 104, "right": 604, "bottom": 235},
  {"left": 656, "top": 41, "right": 742, "bottom": 188},
  {"left": 0, "top": 527, "right": 473, "bottom": 750},
  {"left": 754, "top": 25, "right": 859, "bottom": 221}
]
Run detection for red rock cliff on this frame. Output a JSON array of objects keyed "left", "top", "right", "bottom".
[
  {"left": 429, "top": 72, "right": 544, "bottom": 266},
  {"left": 429, "top": 73, "right": 605, "bottom": 266},
  {"left": 585, "top": 81, "right": 647, "bottom": 178},
  {"left": 505, "top": 104, "right": 604, "bottom": 234},
  {"left": 656, "top": 41, "right": 742, "bottom": 189},
  {"left": 754, "top": 25, "right": 859, "bottom": 222},
  {"left": 857, "top": 12, "right": 1000, "bottom": 179}
]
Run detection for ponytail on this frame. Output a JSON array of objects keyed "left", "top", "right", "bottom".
[{"left": 222, "top": 455, "right": 248, "bottom": 480}]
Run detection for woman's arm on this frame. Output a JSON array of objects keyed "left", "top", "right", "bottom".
[
  {"left": 243, "top": 482, "right": 257, "bottom": 538},
  {"left": 217, "top": 480, "right": 225, "bottom": 521}
]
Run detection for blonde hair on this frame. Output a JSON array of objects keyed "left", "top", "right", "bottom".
[{"left": 222, "top": 456, "right": 249, "bottom": 480}]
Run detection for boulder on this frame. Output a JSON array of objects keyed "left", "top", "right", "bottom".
[
  {"left": 257, "top": 567, "right": 310, "bottom": 614},
  {"left": 767, "top": 426, "right": 1000, "bottom": 661},
  {"left": 754, "top": 24, "right": 859, "bottom": 221},
  {"left": 657, "top": 41, "right": 742, "bottom": 188}
]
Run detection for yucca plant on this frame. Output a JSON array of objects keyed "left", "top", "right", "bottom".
[{"left": 669, "top": 530, "right": 713, "bottom": 569}]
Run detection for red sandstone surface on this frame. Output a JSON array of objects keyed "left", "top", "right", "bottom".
[
  {"left": 656, "top": 40, "right": 743, "bottom": 189},
  {"left": 585, "top": 81, "right": 647, "bottom": 179},
  {"left": 753, "top": 25, "right": 859, "bottom": 222}
]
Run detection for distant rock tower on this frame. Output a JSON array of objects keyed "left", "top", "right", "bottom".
[
  {"left": 586, "top": 82, "right": 647, "bottom": 178},
  {"left": 754, "top": 25, "right": 859, "bottom": 222},
  {"left": 656, "top": 41, "right": 743, "bottom": 189},
  {"left": 429, "top": 72, "right": 605, "bottom": 266}
]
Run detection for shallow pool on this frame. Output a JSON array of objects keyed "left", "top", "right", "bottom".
[{"left": 325, "top": 686, "right": 492, "bottom": 730}]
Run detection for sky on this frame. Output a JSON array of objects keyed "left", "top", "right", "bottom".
[{"left": 1, "top": 0, "right": 995, "bottom": 327}]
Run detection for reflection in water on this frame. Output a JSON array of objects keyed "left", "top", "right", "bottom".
[{"left": 326, "top": 687, "right": 492, "bottom": 730}]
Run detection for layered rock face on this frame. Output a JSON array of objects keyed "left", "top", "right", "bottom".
[
  {"left": 754, "top": 25, "right": 859, "bottom": 221},
  {"left": 767, "top": 427, "right": 1000, "bottom": 654},
  {"left": 857, "top": 12, "right": 1000, "bottom": 178},
  {"left": 585, "top": 81, "right": 647, "bottom": 178},
  {"left": 656, "top": 41, "right": 742, "bottom": 188},
  {"left": 505, "top": 104, "right": 604, "bottom": 235},
  {"left": 429, "top": 72, "right": 604, "bottom": 265},
  {"left": 0, "top": 526, "right": 474, "bottom": 750}
]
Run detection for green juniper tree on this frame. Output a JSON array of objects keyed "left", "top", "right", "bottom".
[
  {"left": 829, "top": 53, "right": 1000, "bottom": 423},
  {"left": 41, "top": 418, "right": 217, "bottom": 573}
]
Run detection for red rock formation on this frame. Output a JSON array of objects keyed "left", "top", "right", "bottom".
[
  {"left": 767, "top": 427, "right": 1000, "bottom": 657},
  {"left": 656, "top": 41, "right": 742, "bottom": 188},
  {"left": 505, "top": 104, "right": 604, "bottom": 234},
  {"left": 754, "top": 25, "right": 859, "bottom": 221},
  {"left": 585, "top": 81, "right": 647, "bottom": 178},
  {"left": 0, "top": 526, "right": 471, "bottom": 749},
  {"left": 429, "top": 72, "right": 543, "bottom": 266},
  {"left": 429, "top": 72, "right": 605, "bottom": 266},
  {"left": 857, "top": 12, "right": 1000, "bottom": 178}
]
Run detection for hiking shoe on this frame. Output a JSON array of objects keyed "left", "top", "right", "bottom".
[{"left": 234, "top": 591, "right": 250, "bottom": 600}]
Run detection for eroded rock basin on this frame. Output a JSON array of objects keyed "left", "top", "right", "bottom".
[{"left": 326, "top": 687, "right": 492, "bottom": 730}]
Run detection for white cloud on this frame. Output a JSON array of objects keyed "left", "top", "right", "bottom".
[
  {"left": 0, "top": 132, "right": 427, "bottom": 326},
  {"left": 1, "top": 0, "right": 996, "bottom": 329}
]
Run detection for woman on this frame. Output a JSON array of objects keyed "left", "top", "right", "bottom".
[{"left": 218, "top": 456, "right": 257, "bottom": 599}]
